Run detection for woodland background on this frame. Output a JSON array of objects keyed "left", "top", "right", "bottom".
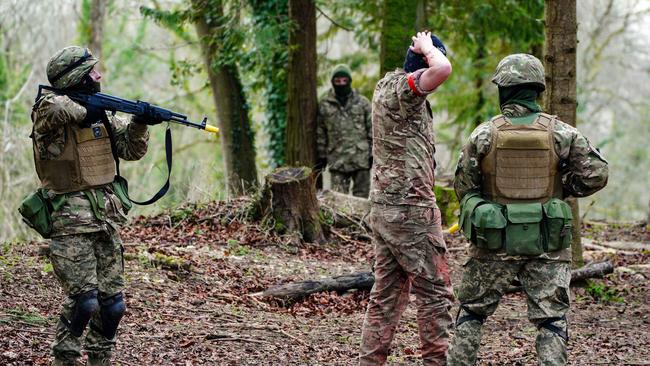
[
  {"left": 1, "top": 1, "right": 649, "bottom": 365},
  {"left": 0, "top": 0, "right": 649, "bottom": 240}
]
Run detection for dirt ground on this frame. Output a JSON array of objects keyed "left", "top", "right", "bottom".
[{"left": 1, "top": 199, "right": 648, "bottom": 365}]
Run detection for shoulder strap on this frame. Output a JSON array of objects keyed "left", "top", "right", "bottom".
[
  {"left": 490, "top": 115, "right": 509, "bottom": 129},
  {"left": 101, "top": 114, "right": 172, "bottom": 206}
]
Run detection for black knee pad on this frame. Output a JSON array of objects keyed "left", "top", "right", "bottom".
[
  {"left": 62, "top": 289, "right": 99, "bottom": 337},
  {"left": 455, "top": 305, "right": 487, "bottom": 327},
  {"left": 537, "top": 316, "right": 568, "bottom": 341},
  {"left": 99, "top": 292, "right": 126, "bottom": 339}
]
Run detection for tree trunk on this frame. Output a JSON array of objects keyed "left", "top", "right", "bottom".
[
  {"left": 379, "top": 0, "right": 418, "bottom": 76},
  {"left": 256, "top": 167, "right": 325, "bottom": 243},
  {"left": 285, "top": 0, "right": 317, "bottom": 167},
  {"left": 248, "top": 0, "right": 289, "bottom": 167},
  {"left": 193, "top": 0, "right": 258, "bottom": 197},
  {"left": 260, "top": 261, "right": 613, "bottom": 301},
  {"left": 543, "top": 0, "right": 582, "bottom": 267},
  {"left": 88, "top": 0, "right": 108, "bottom": 72}
]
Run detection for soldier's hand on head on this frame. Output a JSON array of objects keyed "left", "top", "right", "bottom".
[{"left": 410, "top": 31, "right": 435, "bottom": 56}]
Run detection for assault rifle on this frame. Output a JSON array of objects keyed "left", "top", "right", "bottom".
[
  {"left": 33, "top": 85, "right": 219, "bottom": 206},
  {"left": 35, "top": 84, "right": 219, "bottom": 134}
]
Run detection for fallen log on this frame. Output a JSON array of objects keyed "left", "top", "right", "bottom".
[
  {"left": 255, "top": 272, "right": 375, "bottom": 302},
  {"left": 259, "top": 261, "right": 614, "bottom": 301},
  {"left": 318, "top": 189, "right": 369, "bottom": 229}
]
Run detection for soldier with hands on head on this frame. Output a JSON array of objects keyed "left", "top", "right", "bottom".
[
  {"left": 316, "top": 64, "right": 372, "bottom": 197},
  {"left": 29, "top": 46, "right": 162, "bottom": 366},
  {"left": 359, "top": 31, "right": 454, "bottom": 366},
  {"left": 447, "top": 54, "right": 609, "bottom": 366}
]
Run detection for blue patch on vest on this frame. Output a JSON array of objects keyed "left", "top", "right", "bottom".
[{"left": 92, "top": 126, "right": 102, "bottom": 138}]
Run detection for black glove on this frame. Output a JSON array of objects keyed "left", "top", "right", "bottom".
[
  {"left": 133, "top": 105, "right": 165, "bottom": 125},
  {"left": 82, "top": 105, "right": 105, "bottom": 126}
]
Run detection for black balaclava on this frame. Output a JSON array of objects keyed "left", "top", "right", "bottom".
[
  {"left": 403, "top": 34, "right": 447, "bottom": 73},
  {"left": 69, "top": 73, "right": 101, "bottom": 93},
  {"left": 331, "top": 69, "right": 352, "bottom": 106}
]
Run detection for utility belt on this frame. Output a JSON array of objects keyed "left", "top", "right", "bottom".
[
  {"left": 18, "top": 178, "right": 132, "bottom": 238},
  {"left": 459, "top": 193, "right": 573, "bottom": 256}
]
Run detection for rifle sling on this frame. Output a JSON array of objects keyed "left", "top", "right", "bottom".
[{"left": 101, "top": 114, "right": 172, "bottom": 206}]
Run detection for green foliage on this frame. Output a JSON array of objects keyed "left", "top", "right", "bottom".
[
  {"left": 77, "top": 0, "right": 92, "bottom": 45},
  {"left": 585, "top": 280, "right": 624, "bottom": 303},
  {"left": 226, "top": 238, "right": 251, "bottom": 256},
  {"left": 2, "top": 308, "right": 50, "bottom": 326},
  {"left": 245, "top": 0, "right": 290, "bottom": 167},
  {"left": 429, "top": 0, "right": 544, "bottom": 168},
  {"left": 379, "top": 0, "right": 418, "bottom": 75}
]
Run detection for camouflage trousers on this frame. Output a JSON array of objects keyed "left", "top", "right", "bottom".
[
  {"left": 447, "top": 258, "right": 571, "bottom": 366},
  {"left": 48, "top": 228, "right": 125, "bottom": 364},
  {"left": 331, "top": 169, "right": 370, "bottom": 198},
  {"left": 360, "top": 204, "right": 454, "bottom": 366}
]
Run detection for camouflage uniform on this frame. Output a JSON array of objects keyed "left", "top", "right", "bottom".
[
  {"left": 447, "top": 54, "right": 609, "bottom": 366},
  {"left": 32, "top": 47, "right": 150, "bottom": 366},
  {"left": 316, "top": 67, "right": 372, "bottom": 197},
  {"left": 360, "top": 69, "right": 453, "bottom": 366}
]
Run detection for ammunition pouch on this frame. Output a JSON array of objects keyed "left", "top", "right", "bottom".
[
  {"left": 18, "top": 189, "right": 66, "bottom": 238},
  {"left": 542, "top": 198, "right": 573, "bottom": 252},
  {"left": 460, "top": 193, "right": 506, "bottom": 250},
  {"left": 460, "top": 194, "right": 573, "bottom": 255},
  {"left": 504, "top": 203, "right": 544, "bottom": 256}
]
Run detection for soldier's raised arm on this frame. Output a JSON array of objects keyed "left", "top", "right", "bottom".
[{"left": 409, "top": 31, "right": 452, "bottom": 92}]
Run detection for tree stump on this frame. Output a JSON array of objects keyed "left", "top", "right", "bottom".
[{"left": 258, "top": 167, "right": 325, "bottom": 243}]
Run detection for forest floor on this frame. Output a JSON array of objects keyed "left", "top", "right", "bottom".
[{"left": 1, "top": 198, "right": 649, "bottom": 366}]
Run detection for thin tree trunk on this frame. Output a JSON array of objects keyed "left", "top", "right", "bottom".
[
  {"left": 379, "top": 0, "right": 419, "bottom": 77},
  {"left": 88, "top": 0, "right": 108, "bottom": 72},
  {"left": 193, "top": 0, "right": 258, "bottom": 196},
  {"left": 543, "top": 0, "right": 581, "bottom": 267},
  {"left": 285, "top": 0, "right": 317, "bottom": 167},
  {"left": 415, "top": 0, "right": 427, "bottom": 31}
]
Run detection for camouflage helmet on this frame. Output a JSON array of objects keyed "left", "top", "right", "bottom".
[
  {"left": 46, "top": 46, "right": 98, "bottom": 89},
  {"left": 491, "top": 53, "right": 545, "bottom": 90}
]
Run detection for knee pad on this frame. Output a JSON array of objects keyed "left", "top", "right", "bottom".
[
  {"left": 537, "top": 316, "right": 568, "bottom": 341},
  {"left": 99, "top": 292, "right": 126, "bottom": 339},
  {"left": 62, "top": 289, "right": 99, "bottom": 337},
  {"left": 455, "top": 305, "right": 487, "bottom": 327}
]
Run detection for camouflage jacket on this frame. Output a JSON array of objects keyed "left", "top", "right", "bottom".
[
  {"left": 370, "top": 68, "right": 440, "bottom": 208},
  {"left": 32, "top": 92, "right": 150, "bottom": 236},
  {"left": 316, "top": 89, "right": 372, "bottom": 172},
  {"left": 454, "top": 103, "right": 609, "bottom": 261}
]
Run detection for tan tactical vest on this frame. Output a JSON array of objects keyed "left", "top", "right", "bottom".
[
  {"left": 33, "top": 122, "right": 116, "bottom": 194},
  {"left": 480, "top": 113, "right": 562, "bottom": 204}
]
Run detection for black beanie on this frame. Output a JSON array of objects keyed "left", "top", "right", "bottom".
[{"left": 403, "top": 34, "right": 447, "bottom": 73}]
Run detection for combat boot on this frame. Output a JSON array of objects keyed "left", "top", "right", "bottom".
[
  {"left": 86, "top": 353, "right": 111, "bottom": 366},
  {"left": 51, "top": 356, "right": 80, "bottom": 366}
]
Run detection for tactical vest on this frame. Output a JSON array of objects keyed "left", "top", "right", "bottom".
[
  {"left": 480, "top": 113, "right": 562, "bottom": 205},
  {"left": 33, "top": 121, "right": 116, "bottom": 194}
]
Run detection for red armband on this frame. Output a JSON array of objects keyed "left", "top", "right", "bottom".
[{"left": 407, "top": 73, "right": 422, "bottom": 96}]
